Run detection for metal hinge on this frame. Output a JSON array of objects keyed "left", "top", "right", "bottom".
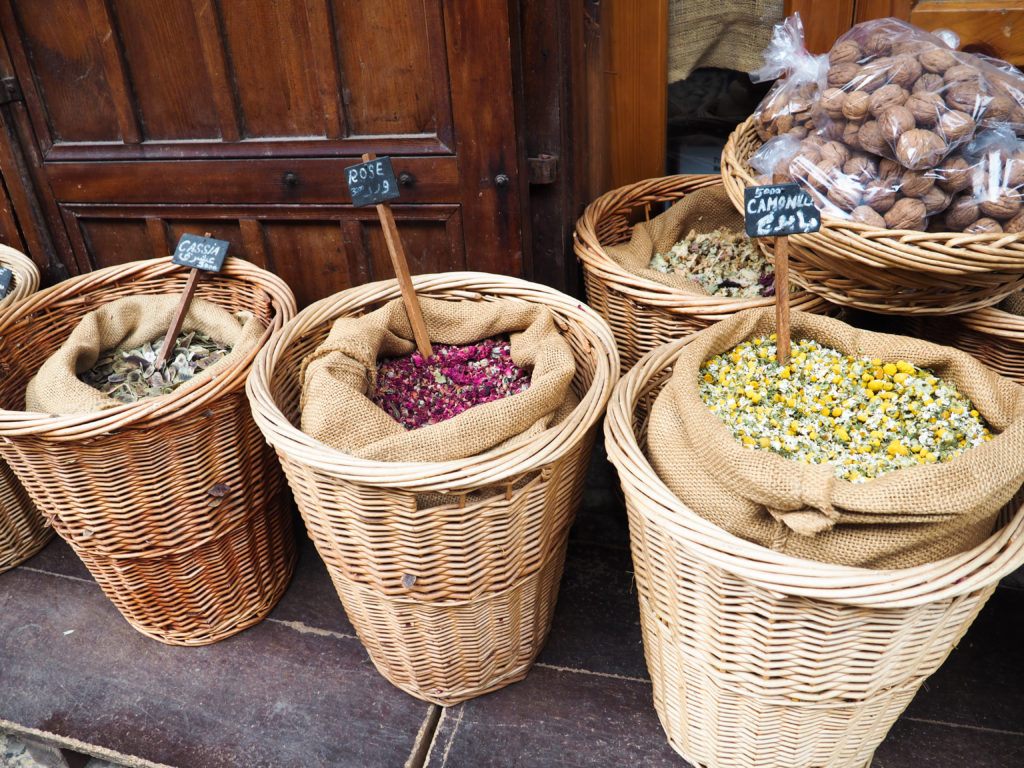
[
  {"left": 0, "top": 76, "right": 22, "bottom": 105},
  {"left": 528, "top": 153, "right": 558, "bottom": 185}
]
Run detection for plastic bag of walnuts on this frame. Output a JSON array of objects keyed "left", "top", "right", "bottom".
[
  {"left": 749, "top": 14, "right": 828, "bottom": 142},
  {"left": 941, "top": 128, "right": 1024, "bottom": 233}
]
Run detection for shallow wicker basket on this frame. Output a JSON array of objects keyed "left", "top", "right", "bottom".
[
  {"left": 575, "top": 174, "right": 835, "bottom": 372},
  {"left": 0, "top": 244, "right": 49, "bottom": 573},
  {"left": 0, "top": 256, "right": 298, "bottom": 645},
  {"left": 604, "top": 336, "right": 1024, "bottom": 768},
  {"left": 245, "top": 272, "right": 618, "bottom": 705},
  {"left": 721, "top": 116, "right": 1024, "bottom": 315}
]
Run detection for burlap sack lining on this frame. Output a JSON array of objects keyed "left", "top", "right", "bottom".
[
  {"left": 25, "top": 295, "right": 265, "bottom": 415},
  {"left": 605, "top": 184, "right": 758, "bottom": 296},
  {"left": 299, "top": 297, "right": 578, "bottom": 464},
  {"left": 648, "top": 308, "right": 1024, "bottom": 569}
]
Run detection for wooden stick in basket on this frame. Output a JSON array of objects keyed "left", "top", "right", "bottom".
[
  {"left": 154, "top": 231, "right": 214, "bottom": 370},
  {"left": 362, "top": 153, "right": 433, "bottom": 360},
  {"left": 774, "top": 235, "right": 791, "bottom": 365}
]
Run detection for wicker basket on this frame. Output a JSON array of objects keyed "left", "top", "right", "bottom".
[
  {"left": 604, "top": 336, "right": 1024, "bottom": 768},
  {"left": 245, "top": 272, "right": 618, "bottom": 704},
  {"left": 0, "top": 257, "right": 298, "bottom": 645},
  {"left": 721, "top": 116, "right": 1024, "bottom": 315},
  {"left": 0, "top": 244, "right": 49, "bottom": 573},
  {"left": 574, "top": 174, "right": 835, "bottom": 372}
]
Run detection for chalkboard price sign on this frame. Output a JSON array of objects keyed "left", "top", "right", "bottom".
[
  {"left": 346, "top": 156, "right": 401, "bottom": 208},
  {"left": 743, "top": 183, "right": 821, "bottom": 238},
  {"left": 172, "top": 234, "right": 229, "bottom": 272},
  {"left": 0, "top": 266, "right": 11, "bottom": 299}
]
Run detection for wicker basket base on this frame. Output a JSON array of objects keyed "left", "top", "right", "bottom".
[{"left": 0, "top": 460, "right": 53, "bottom": 574}]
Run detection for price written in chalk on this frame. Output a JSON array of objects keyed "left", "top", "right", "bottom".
[
  {"left": 172, "top": 234, "right": 229, "bottom": 272},
  {"left": 744, "top": 183, "right": 821, "bottom": 238},
  {"left": 345, "top": 156, "right": 401, "bottom": 208},
  {"left": 0, "top": 266, "right": 11, "bottom": 299}
]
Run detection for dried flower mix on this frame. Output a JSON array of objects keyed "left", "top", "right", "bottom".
[
  {"left": 372, "top": 335, "right": 531, "bottom": 429},
  {"left": 648, "top": 227, "right": 775, "bottom": 297},
  {"left": 78, "top": 330, "right": 232, "bottom": 404},
  {"left": 699, "top": 336, "right": 993, "bottom": 482}
]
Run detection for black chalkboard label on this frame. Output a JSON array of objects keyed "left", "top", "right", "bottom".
[
  {"left": 744, "top": 183, "right": 821, "bottom": 238},
  {"left": 172, "top": 234, "right": 229, "bottom": 272},
  {"left": 346, "top": 156, "right": 401, "bottom": 208},
  {"left": 0, "top": 266, "right": 11, "bottom": 299}
]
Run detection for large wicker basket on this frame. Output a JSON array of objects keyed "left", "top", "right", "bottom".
[
  {"left": 0, "top": 244, "right": 49, "bottom": 573},
  {"left": 604, "top": 336, "right": 1024, "bottom": 768},
  {"left": 245, "top": 272, "right": 618, "bottom": 705},
  {"left": 0, "top": 257, "right": 298, "bottom": 645},
  {"left": 575, "top": 174, "right": 835, "bottom": 372},
  {"left": 721, "top": 116, "right": 1024, "bottom": 315}
]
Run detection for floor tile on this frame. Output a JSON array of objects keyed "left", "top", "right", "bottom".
[{"left": 871, "top": 716, "right": 1024, "bottom": 767}]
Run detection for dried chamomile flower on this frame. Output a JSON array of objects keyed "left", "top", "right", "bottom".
[{"left": 648, "top": 227, "right": 774, "bottom": 298}]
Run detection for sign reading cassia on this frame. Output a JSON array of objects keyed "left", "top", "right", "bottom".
[
  {"left": 172, "top": 234, "right": 229, "bottom": 272},
  {"left": 744, "top": 183, "right": 821, "bottom": 238},
  {"left": 0, "top": 266, "right": 11, "bottom": 299},
  {"left": 346, "top": 156, "right": 401, "bottom": 208}
]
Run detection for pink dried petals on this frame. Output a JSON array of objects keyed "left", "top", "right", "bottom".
[{"left": 371, "top": 335, "right": 531, "bottom": 429}]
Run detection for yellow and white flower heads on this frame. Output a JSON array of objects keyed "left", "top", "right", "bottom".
[{"left": 699, "top": 336, "right": 993, "bottom": 483}]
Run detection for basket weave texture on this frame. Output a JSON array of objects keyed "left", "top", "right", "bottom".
[
  {"left": 245, "top": 272, "right": 618, "bottom": 705},
  {"left": 721, "top": 116, "right": 1024, "bottom": 315},
  {"left": 0, "top": 257, "right": 298, "bottom": 645},
  {"left": 574, "top": 174, "right": 835, "bottom": 373},
  {"left": 604, "top": 336, "right": 1024, "bottom": 768},
  {"left": 0, "top": 244, "right": 48, "bottom": 573}
]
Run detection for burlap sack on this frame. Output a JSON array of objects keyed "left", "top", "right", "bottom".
[
  {"left": 299, "top": 297, "right": 578, "bottom": 463},
  {"left": 668, "top": 1, "right": 780, "bottom": 83},
  {"left": 605, "top": 184, "right": 755, "bottom": 296},
  {"left": 648, "top": 308, "right": 1024, "bottom": 569},
  {"left": 25, "top": 295, "right": 266, "bottom": 414}
]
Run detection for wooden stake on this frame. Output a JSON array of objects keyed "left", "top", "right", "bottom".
[
  {"left": 774, "top": 234, "right": 791, "bottom": 365},
  {"left": 154, "top": 231, "right": 212, "bottom": 370},
  {"left": 363, "top": 153, "right": 433, "bottom": 359}
]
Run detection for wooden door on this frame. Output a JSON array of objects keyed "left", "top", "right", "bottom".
[{"left": 0, "top": 0, "right": 526, "bottom": 307}]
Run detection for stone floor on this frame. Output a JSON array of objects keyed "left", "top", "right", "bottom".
[{"left": 2, "top": 438, "right": 1024, "bottom": 768}]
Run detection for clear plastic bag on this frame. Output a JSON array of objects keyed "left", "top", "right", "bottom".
[{"left": 941, "top": 127, "right": 1024, "bottom": 232}]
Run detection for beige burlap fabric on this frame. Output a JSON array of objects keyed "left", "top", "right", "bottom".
[
  {"left": 25, "top": 295, "right": 265, "bottom": 414},
  {"left": 605, "top": 185, "right": 754, "bottom": 296},
  {"left": 299, "top": 297, "right": 578, "bottom": 463},
  {"left": 668, "top": 1, "right": 781, "bottom": 82},
  {"left": 648, "top": 308, "right": 1024, "bottom": 569}
]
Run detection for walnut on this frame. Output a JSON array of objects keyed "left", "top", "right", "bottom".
[
  {"left": 830, "top": 39, "right": 862, "bottom": 66},
  {"left": 857, "top": 120, "right": 887, "bottom": 155},
  {"left": 843, "top": 152, "right": 878, "bottom": 181},
  {"left": 878, "top": 158, "right": 902, "bottom": 180},
  {"left": 913, "top": 73, "right": 946, "bottom": 93},
  {"left": 945, "top": 81, "right": 988, "bottom": 115},
  {"left": 935, "top": 156, "right": 973, "bottom": 194},
  {"left": 772, "top": 112, "right": 796, "bottom": 135},
  {"left": 944, "top": 64, "right": 981, "bottom": 85},
  {"left": 878, "top": 105, "right": 915, "bottom": 143},
  {"left": 888, "top": 55, "right": 922, "bottom": 89},
  {"left": 851, "top": 205, "right": 886, "bottom": 227},
  {"left": 828, "top": 62, "right": 861, "bottom": 88},
  {"left": 896, "top": 128, "right": 947, "bottom": 170},
  {"left": 982, "top": 94, "right": 1014, "bottom": 123},
  {"left": 937, "top": 109, "right": 975, "bottom": 144},
  {"left": 884, "top": 197, "right": 928, "bottom": 230},
  {"left": 920, "top": 186, "right": 952, "bottom": 215},
  {"left": 966, "top": 217, "right": 1003, "bottom": 233},
  {"left": 819, "top": 140, "right": 850, "bottom": 166},
  {"left": 819, "top": 118, "right": 847, "bottom": 141},
  {"left": 820, "top": 88, "right": 847, "bottom": 120},
  {"left": 943, "top": 194, "right": 980, "bottom": 230},
  {"left": 827, "top": 176, "right": 863, "bottom": 211},
  {"left": 1004, "top": 210, "right": 1024, "bottom": 234},
  {"left": 842, "top": 90, "right": 871, "bottom": 121},
  {"left": 863, "top": 178, "right": 898, "bottom": 212},
  {"left": 919, "top": 48, "right": 958, "bottom": 74},
  {"left": 841, "top": 120, "right": 862, "bottom": 147},
  {"left": 979, "top": 188, "right": 1023, "bottom": 220},
  {"left": 899, "top": 169, "right": 935, "bottom": 198},
  {"left": 862, "top": 31, "right": 893, "bottom": 57},
  {"left": 906, "top": 91, "right": 946, "bottom": 126},
  {"left": 869, "top": 84, "right": 908, "bottom": 116},
  {"left": 856, "top": 57, "right": 893, "bottom": 91},
  {"left": 1007, "top": 153, "right": 1024, "bottom": 187}
]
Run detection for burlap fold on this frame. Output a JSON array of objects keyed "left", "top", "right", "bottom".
[
  {"left": 299, "top": 297, "right": 578, "bottom": 463},
  {"left": 605, "top": 184, "right": 753, "bottom": 295},
  {"left": 648, "top": 308, "right": 1024, "bottom": 568},
  {"left": 25, "top": 295, "right": 265, "bottom": 414}
]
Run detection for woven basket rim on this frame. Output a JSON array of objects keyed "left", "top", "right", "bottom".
[
  {"left": 0, "top": 245, "right": 40, "bottom": 306},
  {"left": 0, "top": 256, "right": 296, "bottom": 439},
  {"left": 245, "top": 271, "right": 619, "bottom": 493},
  {"left": 603, "top": 334, "right": 1024, "bottom": 609},
  {"left": 573, "top": 172, "right": 825, "bottom": 314},
  {"left": 721, "top": 116, "right": 1024, "bottom": 272}
]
